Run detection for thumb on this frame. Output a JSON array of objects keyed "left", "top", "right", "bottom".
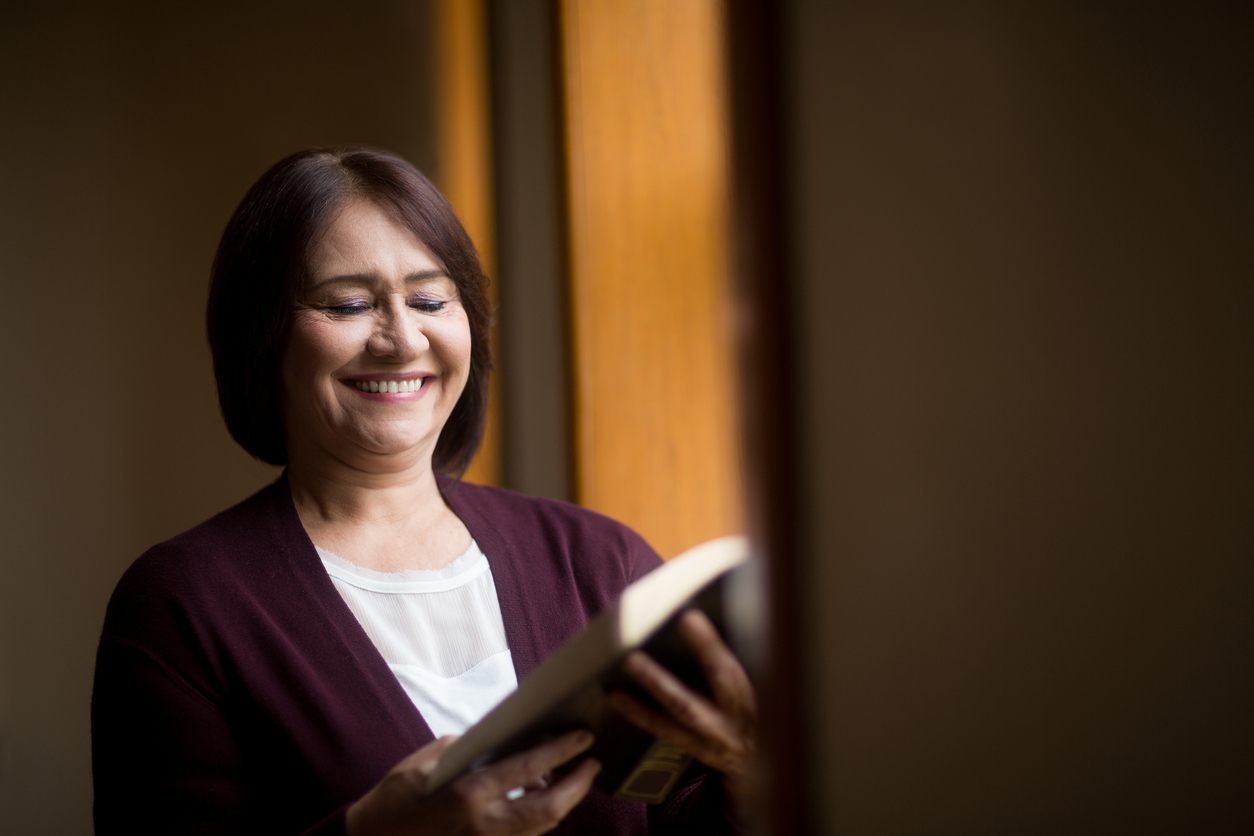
[{"left": 398, "top": 734, "right": 462, "bottom": 781}]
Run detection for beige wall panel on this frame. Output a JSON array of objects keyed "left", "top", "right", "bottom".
[
  {"left": 560, "top": 0, "right": 742, "bottom": 558},
  {"left": 433, "top": 0, "right": 502, "bottom": 486}
]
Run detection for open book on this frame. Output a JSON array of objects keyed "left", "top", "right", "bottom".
[{"left": 424, "top": 535, "right": 751, "bottom": 804}]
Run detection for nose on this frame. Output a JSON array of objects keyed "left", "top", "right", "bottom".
[{"left": 366, "top": 298, "right": 429, "bottom": 359}]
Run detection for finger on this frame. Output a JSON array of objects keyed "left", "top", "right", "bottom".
[
  {"left": 346, "top": 734, "right": 467, "bottom": 836},
  {"left": 677, "top": 610, "right": 757, "bottom": 715},
  {"left": 614, "top": 651, "right": 754, "bottom": 774},
  {"left": 523, "top": 771, "right": 551, "bottom": 793},
  {"left": 505, "top": 757, "right": 601, "bottom": 834},
  {"left": 380, "top": 733, "right": 462, "bottom": 801},
  {"left": 464, "top": 730, "right": 594, "bottom": 800},
  {"left": 607, "top": 687, "right": 742, "bottom": 773},
  {"left": 621, "top": 650, "right": 728, "bottom": 736},
  {"left": 394, "top": 733, "right": 461, "bottom": 778}
]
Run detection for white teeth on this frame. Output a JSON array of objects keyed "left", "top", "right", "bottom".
[{"left": 352, "top": 378, "right": 423, "bottom": 393}]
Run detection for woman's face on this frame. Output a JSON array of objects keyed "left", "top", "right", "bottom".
[{"left": 281, "top": 199, "right": 472, "bottom": 472}]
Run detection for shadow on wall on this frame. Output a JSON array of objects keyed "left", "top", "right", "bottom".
[
  {"left": 0, "top": 3, "right": 435, "bottom": 832},
  {"left": 787, "top": 0, "right": 1253, "bottom": 832}
]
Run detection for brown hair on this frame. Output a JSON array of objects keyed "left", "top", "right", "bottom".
[{"left": 207, "top": 147, "right": 492, "bottom": 475}]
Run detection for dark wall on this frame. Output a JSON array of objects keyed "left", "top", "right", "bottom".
[
  {"left": 489, "top": 0, "right": 573, "bottom": 502},
  {"left": 786, "top": 1, "right": 1252, "bottom": 831},
  {"left": 0, "top": 3, "right": 434, "bottom": 831}
]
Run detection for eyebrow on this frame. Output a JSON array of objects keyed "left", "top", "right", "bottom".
[{"left": 309, "top": 269, "right": 449, "bottom": 290}]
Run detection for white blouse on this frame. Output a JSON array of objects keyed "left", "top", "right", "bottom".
[{"left": 318, "top": 541, "right": 518, "bottom": 738}]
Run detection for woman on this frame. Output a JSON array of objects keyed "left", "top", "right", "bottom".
[{"left": 92, "top": 147, "right": 755, "bottom": 835}]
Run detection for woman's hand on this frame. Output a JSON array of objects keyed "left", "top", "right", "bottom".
[
  {"left": 346, "top": 730, "right": 601, "bottom": 836},
  {"left": 606, "top": 609, "right": 758, "bottom": 821}
]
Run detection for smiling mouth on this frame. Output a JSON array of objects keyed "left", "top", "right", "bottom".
[{"left": 347, "top": 377, "right": 428, "bottom": 394}]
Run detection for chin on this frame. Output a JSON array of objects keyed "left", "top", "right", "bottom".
[{"left": 350, "top": 434, "right": 435, "bottom": 463}]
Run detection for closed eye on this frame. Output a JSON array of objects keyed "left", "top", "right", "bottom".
[
  {"left": 410, "top": 300, "right": 447, "bottom": 313},
  {"left": 326, "top": 303, "right": 370, "bottom": 315}
]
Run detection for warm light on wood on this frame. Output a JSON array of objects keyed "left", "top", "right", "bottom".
[
  {"left": 432, "top": 0, "right": 501, "bottom": 486},
  {"left": 559, "top": 0, "right": 742, "bottom": 559}
]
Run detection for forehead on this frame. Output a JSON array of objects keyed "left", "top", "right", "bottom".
[{"left": 308, "top": 199, "right": 444, "bottom": 279}]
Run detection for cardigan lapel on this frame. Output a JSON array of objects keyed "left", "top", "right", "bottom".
[
  {"left": 254, "top": 473, "right": 569, "bottom": 759},
  {"left": 263, "top": 474, "right": 437, "bottom": 747},
  {"left": 439, "top": 477, "right": 552, "bottom": 682}
]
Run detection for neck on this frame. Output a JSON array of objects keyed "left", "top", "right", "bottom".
[
  {"left": 287, "top": 451, "right": 443, "bottom": 523},
  {"left": 285, "top": 442, "right": 470, "bottom": 572}
]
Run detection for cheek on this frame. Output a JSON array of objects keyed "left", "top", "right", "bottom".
[
  {"left": 283, "top": 320, "right": 360, "bottom": 388},
  {"left": 456, "top": 330, "right": 474, "bottom": 375},
  {"left": 441, "top": 318, "right": 474, "bottom": 377}
]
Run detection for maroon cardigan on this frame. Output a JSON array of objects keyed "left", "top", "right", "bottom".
[{"left": 92, "top": 475, "right": 732, "bottom": 835}]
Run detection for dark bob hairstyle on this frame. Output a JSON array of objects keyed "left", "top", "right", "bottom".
[{"left": 207, "top": 147, "right": 492, "bottom": 476}]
